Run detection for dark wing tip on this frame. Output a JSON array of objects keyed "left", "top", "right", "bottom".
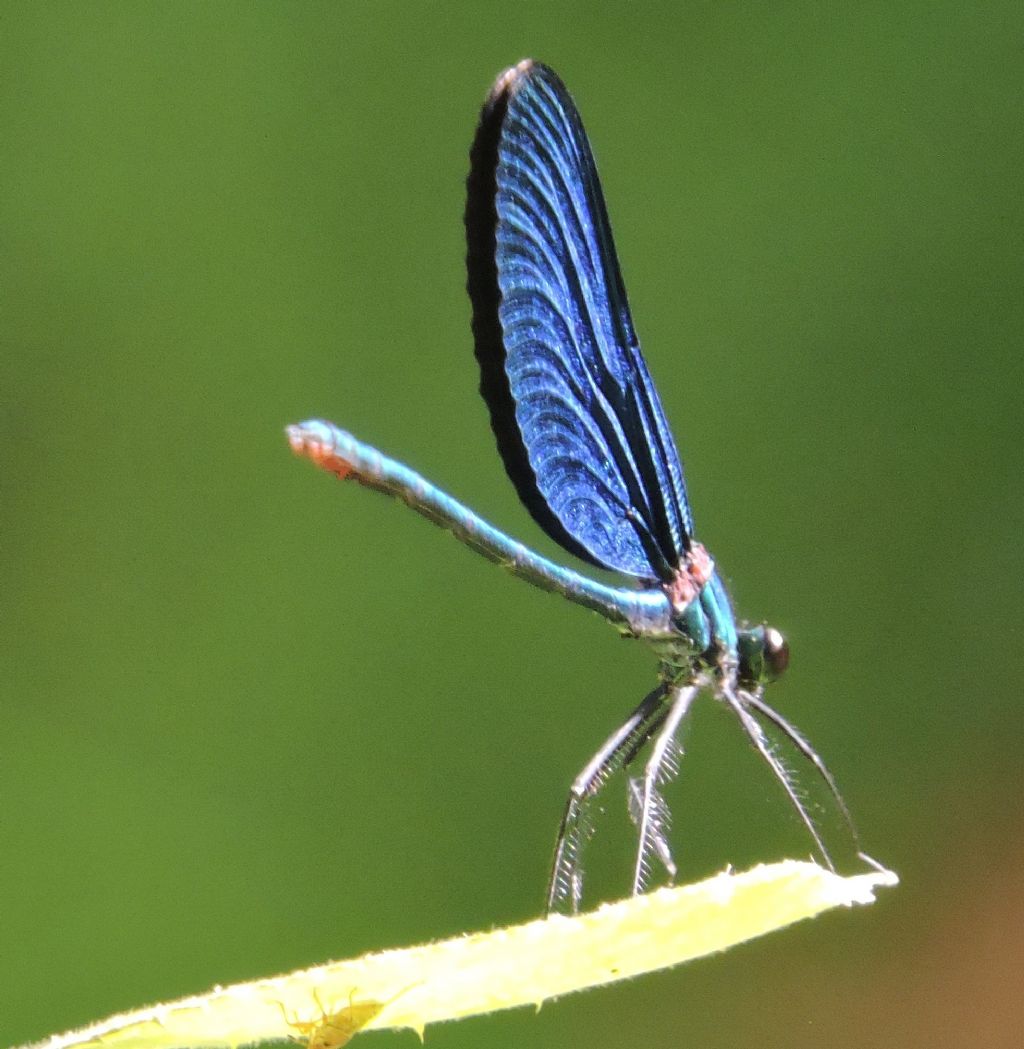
[{"left": 464, "top": 65, "right": 512, "bottom": 464}]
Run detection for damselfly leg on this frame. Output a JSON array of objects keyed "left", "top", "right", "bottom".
[
  {"left": 547, "top": 682, "right": 671, "bottom": 914},
  {"left": 720, "top": 683, "right": 836, "bottom": 870},
  {"left": 627, "top": 682, "right": 700, "bottom": 895}
]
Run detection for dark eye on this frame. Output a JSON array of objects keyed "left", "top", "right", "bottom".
[
  {"left": 762, "top": 626, "right": 790, "bottom": 679},
  {"left": 737, "top": 625, "right": 789, "bottom": 686}
]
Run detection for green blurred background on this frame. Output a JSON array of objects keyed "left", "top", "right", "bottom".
[{"left": 3, "top": 3, "right": 1022, "bottom": 1047}]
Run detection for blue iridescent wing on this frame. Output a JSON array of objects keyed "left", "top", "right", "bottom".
[{"left": 466, "top": 60, "right": 693, "bottom": 584}]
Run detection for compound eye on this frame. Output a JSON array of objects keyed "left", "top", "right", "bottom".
[
  {"left": 737, "top": 625, "right": 790, "bottom": 686},
  {"left": 763, "top": 627, "right": 790, "bottom": 680}
]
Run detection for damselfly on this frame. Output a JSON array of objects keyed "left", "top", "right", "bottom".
[{"left": 288, "top": 60, "right": 866, "bottom": 913}]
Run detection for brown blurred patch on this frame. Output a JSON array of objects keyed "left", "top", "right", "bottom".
[{"left": 856, "top": 841, "right": 1024, "bottom": 1049}]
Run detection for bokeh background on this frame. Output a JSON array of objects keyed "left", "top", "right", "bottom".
[{"left": 3, "top": 4, "right": 1022, "bottom": 1048}]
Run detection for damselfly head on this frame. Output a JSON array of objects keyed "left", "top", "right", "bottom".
[{"left": 737, "top": 625, "right": 790, "bottom": 686}]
